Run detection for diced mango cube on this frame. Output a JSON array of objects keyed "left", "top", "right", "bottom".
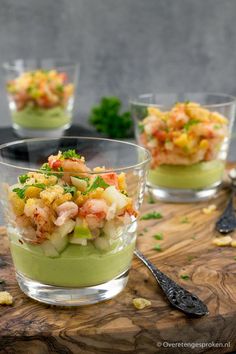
[
  {"left": 199, "top": 139, "right": 209, "bottom": 149},
  {"left": 212, "top": 236, "right": 232, "bottom": 246},
  {"left": 25, "top": 186, "right": 41, "bottom": 198},
  {"left": 174, "top": 133, "right": 188, "bottom": 148},
  {"left": 132, "top": 298, "right": 151, "bottom": 310}
]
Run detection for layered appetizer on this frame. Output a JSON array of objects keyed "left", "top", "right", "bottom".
[
  {"left": 7, "top": 150, "right": 137, "bottom": 287},
  {"left": 138, "top": 102, "right": 228, "bottom": 189},
  {"left": 6, "top": 69, "right": 74, "bottom": 130}
]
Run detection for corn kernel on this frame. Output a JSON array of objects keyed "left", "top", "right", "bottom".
[
  {"left": 118, "top": 173, "right": 127, "bottom": 191},
  {"left": 147, "top": 107, "right": 162, "bottom": 118},
  {"left": 9, "top": 193, "right": 25, "bottom": 216},
  {"left": 211, "top": 112, "right": 228, "bottom": 124},
  {"left": 174, "top": 133, "right": 188, "bottom": 148},
  {"left": 199, "top": 139, "right": 209, "bottom": 149},
  {"left": 0, "top": 291, "right": 13, "bottom": 305},
  {"left": 25, "top": 186, "right": 41, "bottom": 198},
  {"left": 132, "top": 298, "right": 151, "bottom": 310},
  {"left": 212, "top": 236, "right": 232, "bottom": 246}
]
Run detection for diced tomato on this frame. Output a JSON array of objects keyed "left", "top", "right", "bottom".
[
  {"left": 102, "top": 173, "right": 119, "bottom": 188},
  {"left": 51, "top": 160, "right": 62, "bottom": 169},
  {"left": 153, "top": 130, "right": 167, "bottom": 142}
]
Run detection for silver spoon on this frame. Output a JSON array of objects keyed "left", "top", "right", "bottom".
[
  {"left": 134, "top": 249, "right": 209, "bottom": 316},
  {"left": 216, "top": 168, "right": 236, "bottom": 234}
]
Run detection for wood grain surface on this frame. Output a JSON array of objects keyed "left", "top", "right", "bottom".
[{"left": 0, "top": 176, "right": 236, "bottom": 353}]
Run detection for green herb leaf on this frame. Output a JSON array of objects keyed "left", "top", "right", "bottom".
[
  {"left": 183, "top": 119, "right": 200, "bottom": 132},
  {"left": 89, "top": 96, "right": 133, "bottom": 139},
  {"left": 140, "top": 211, "right": 162, "bottom": 220},
  {"left": 62, "top": 149, "right": 81, "bottom": 159},
  {"left": 187, "top": 255, "right": 194, "bottom": 262},
  {"left": 19, "top": 174, "right": 30, "bottom": 184},
  {"left": 153, "top": 244, "right": 162, "bottom": 252},
  {"left": 73, "top": 176, "right": 90, "bottom": 183},
  {"left": 180, "top": 274, "right": 190, "bottom": 280},
  {"left": 213, "top": 125, "right": 221, "bottom": 130},
  {"left": 13, "top": 183, "right": 46, "bottom": 199},
  {"left": 147, "top": 194, "right": 155, "bottom": 204},
  {"left": 153, "top": 233, "right": 163, "bottom": 240},
  {"left": 63, "top": 185, "right": 77, "bottom": 196},
  {"left": 138, "top": 123, "right": 144, "bottom": 133},
  {"left": 180, "top": 217, "right": 189, "bottom": 224},
  {"left": 40, "top": 163, "right": 63, "bottom": 177},
  {"left": 84, "top": 176, "right": 109, "bottom": 194}
]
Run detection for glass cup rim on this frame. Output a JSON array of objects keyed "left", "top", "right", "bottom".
[
  {"left": 2, "top": 58, "right": 79, "bottom": 72},
  {"left": 129, "top": 92, "right": 236, "bottom": 109},
  {"left": 0, "top": 136, "right": 151, "bottom": 174}
]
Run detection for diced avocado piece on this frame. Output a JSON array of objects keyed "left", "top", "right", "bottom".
[
  {"left": 73, "top": 225, "right": 93, "bottom": 239},
  {"left": 41, "top": 240, "right": 59, "bottom": 258}
]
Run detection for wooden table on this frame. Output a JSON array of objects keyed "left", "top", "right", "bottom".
[{"left": 0, "top": 179, "right": 236, "bottom": 353}]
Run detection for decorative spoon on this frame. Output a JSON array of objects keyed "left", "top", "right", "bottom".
[
  {"left": 216, "top": 168, "right": 236, "bottom": 234},
  {"left": 134, "top": 249, "right": 209, "bottom": 316}
]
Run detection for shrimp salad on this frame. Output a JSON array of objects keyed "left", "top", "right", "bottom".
[
  {"left": 138, "top": 102, "right": 228, "bottom": 168},
  {"left": 8, "top": 150, "right": 137, "bottom": 256}
]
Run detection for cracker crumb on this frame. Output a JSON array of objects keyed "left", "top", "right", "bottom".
[
  {"left": 203, "top": 204, "right": 217, "bottom": 215},
  {"left": 212, "top": 236, "right": 232, "bottom": 246},
  {"left": 231, "top": 240, "right": 236, "bottom": 247},
  {"left": 132, "top": 297, "right": 151, "bottom": 310},
  {"left": 0, "top": 291, "right": 13, "bottom": 305}
]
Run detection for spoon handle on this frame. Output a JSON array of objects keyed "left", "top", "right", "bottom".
[
  {"left": 216, "top": 189, "right": 236, "bottom": 234},
  {"left": 134, "top": 249, "right": 209, "bottom": 316}
]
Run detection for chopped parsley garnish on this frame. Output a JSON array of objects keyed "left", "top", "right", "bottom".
[
  {"left": 84, "top": 176, "right": 109, "bottom": 194},
  {"left": 180, "top": 274, "right": 190, "bottom": 280},
  {"left": 63, "top": 185, "right": 77, "bottom": 196},
  {"left": 62, "top": 149, "right": 81, "bottom": 159},
  {"left": 187, "top": 255, "right": 194, "bottom": 262},
  {"left": 183, "top": 119, "right": 200, "bottom": 132},
  {"left": 140, "top": 211, "right": 162, "bottom": 220},
  {"left": 143, "top": 227, "right": 148, "bottom": 232},
  {"left": 13, "top": 183, "right": 46, "bottom": 199},
  {"left": 40, "top": 163, "right": 63, "bottom": 177},
  {"left": 147, "top": 194, "right": 155, "bottom": 204},
  {"left": 153, "top": 244, "right": 162, "bottom": 252},
  {"left": 72, "top": 176, "right": 90, "bottom": 183},
  {"left": 180, "top": 216, "right": 190, "bottom": 224},
  {"left": 19, "top": 174, "right": 30, "bottom": 184},
  {"left": 213, "top": 124, "right": 221, "bottom": 130},
  {"left": 138, "top": 123, "right": 144, "bottom": 133},
  {"left": 153, "top": 233, "right": 163, "bottom": 240}
]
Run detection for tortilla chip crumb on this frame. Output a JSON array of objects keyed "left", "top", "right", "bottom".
[
  {"left": 212, "top": 236, "right": 232, "bottom": 246},
  {"left": 132, "top": 297, "right": 151, "bottom": 310},
  {"left": 0, "top": 291, "right": 13, "bottom": 305},
  {"left": 203, "top": 204, "right": 217, "bottom": 214}
]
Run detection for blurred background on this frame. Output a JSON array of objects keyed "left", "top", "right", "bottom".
[{"left": 1, "top": 0, "right": 236, "bottom": 129}]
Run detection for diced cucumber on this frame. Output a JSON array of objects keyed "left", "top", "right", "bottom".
[
  {"left": 71, "top": 176, "right": 87, "bottom": 192},
  {"left": 41, "top": 240, "right": 59, "bottom": 258},
  {"left": 57, "top": 219, "right": 76, "bottom": 238},
  {"left": 50, "top": 232, "right": 69, "bottom": 253},
  {"left": 73, "top": 225, "right": 93, "bottom": 239},
  {"left": 93, "top": 236, "right": 111, "bottom": 251},
  {"left": 104, "top": 220, "right": 123, "bottom": 239},
  {"left": 69, "top": 236, "right": 87, "bottom": 246}
]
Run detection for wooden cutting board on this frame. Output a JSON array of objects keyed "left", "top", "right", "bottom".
[{"left": 0, "top": 172, "right": 236, "bottom": 354}]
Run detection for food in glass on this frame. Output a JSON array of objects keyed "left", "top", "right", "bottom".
[
  {"left": 0, "top": 138, "right": 150, "bottom": 305},
  {"left": 131, "top": 94, "right": 236, "bottom": 202},
  {"left": 4, "top": 60, "right": 78, "bottom": 138}
]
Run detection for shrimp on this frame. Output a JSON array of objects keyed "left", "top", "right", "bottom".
[
  {"left": 24, "top": 200, "right": 55, "bottom": 243},
  {"left": 79, "top": 199, "right": 108, "bottom": 219},
  {"left": 101, "top": 173, "right": 119, "bottom": 189},
  {"left": 54, "top": 201, "right": 78, "bottom": 226},
  {"left": 48, "top": 153, "right": 91, "bottom": 183}
]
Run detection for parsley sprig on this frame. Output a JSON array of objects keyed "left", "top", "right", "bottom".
[
  {"left": 61, "top": 150, "right": 81, "bottom": 159},
  {"left": 13, "top": 183, "right": 46, "bottom": 199},
  {"left": 140, "top": 211, "right": 162, "bottom": 220},
  {"left": 83, "top": 176, "right": 109, "bottom": 194}
]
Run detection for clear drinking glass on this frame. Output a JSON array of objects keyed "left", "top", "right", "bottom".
[
  {"left": 3, "top": 59, "right": 79, "bottom": 138},
  {"left": 130, "top": 93, "right": 236, "bottom": 202},
  {"left": 0, "top": 137, "right": 150, "bottom": 305}
]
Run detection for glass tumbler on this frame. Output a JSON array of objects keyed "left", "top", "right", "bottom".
[
  {"left": 3, "top": 59, "right": 79, "bottom": 138},
  {"left": 130, "top": 93, "right": 236, "bottom": 202},
  {"left": 0, "top": 137, "right": 150, "bottom": 305}
]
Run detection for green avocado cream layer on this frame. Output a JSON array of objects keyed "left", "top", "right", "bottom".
[
  {"left": 12, "top": 106, "right": 71, "bottom": 129},
  {"left": 148, "top": 160, "right": 225, "bottom": 189},
  {"left": 10, "top": 235, "right": 135, "bottom": 287}
]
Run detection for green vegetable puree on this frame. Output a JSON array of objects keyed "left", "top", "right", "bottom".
[
  {"left": 12, "top": 106, "right": 71, "bottom": 129},
  {"left": 9, "top": 234, "right": 135, "bottom": 287},
  {"left": 148, "top": 160, "right": 225, "bottom": 189}
]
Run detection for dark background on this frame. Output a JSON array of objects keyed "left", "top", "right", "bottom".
[{"left": 1, "top": 0, "right": 236, "bottom": 128}]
